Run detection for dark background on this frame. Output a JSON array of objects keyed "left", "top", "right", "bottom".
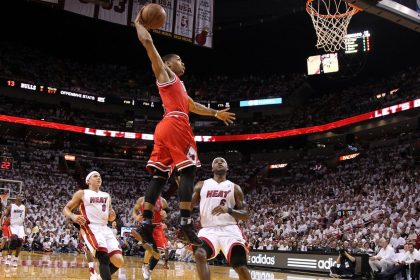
[{"left": 0, "top": 0, "right": 419, "bottom": 82}]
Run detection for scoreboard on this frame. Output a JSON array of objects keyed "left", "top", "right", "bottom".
[
  {"left": 0, "top": 156, "right": 13, "bottom": 170},
  {"left": 345, "top": 30, "right": 371, "bottom": 54}
]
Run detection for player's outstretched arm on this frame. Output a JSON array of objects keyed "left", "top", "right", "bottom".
[
  {"left": 63, "top": 190, "right": 86, "bottom": 225},
  {"left": 132, "top": 197, "right": 144, "bottom": 222},
  {"left": 191, "top": 181, "right": 204, "bottom": 209},
  {"left": 188, "top": 96, "right": 236, "bottom": 126},
  {"left": 134, "top": 11, "right": 171, "bottom": 84},
  {"left": 211, "top": 184, "right": 249, "bottom": 220}
]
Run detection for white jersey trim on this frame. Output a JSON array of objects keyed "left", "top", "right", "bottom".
[{"left": 156, "top": 76, "right": 177, "bottom": 87}]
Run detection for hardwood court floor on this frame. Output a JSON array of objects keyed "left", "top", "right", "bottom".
[{"left": 0, "top": 252, "right": 331, "bottom": 279}]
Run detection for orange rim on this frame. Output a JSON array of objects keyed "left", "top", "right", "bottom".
[{"left": 306, "top": 0, "right": 361, "bottom": 19}]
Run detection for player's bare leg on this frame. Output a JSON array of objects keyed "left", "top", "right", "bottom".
[
  {"left": 84, "top": 247, "right": 99, "bottom": 280},
  {"left": 163, "top": 248, "right": 169, "bottom": 269},
  {"left": 230, "top": 246, "right": 252, "bottom": 280},
  {"left": 194, "top": 247, "right": 211, "bottom": 280},
  {"left": 142, "top": 249, "right": 160, "bottom": 280}
]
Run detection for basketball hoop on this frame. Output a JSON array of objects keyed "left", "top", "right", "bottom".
[{"left": 306, "top": 0, "right": 361, "bottom": 52}]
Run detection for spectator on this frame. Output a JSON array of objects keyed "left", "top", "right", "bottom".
[
  {"left": 369, "top": 238, "right": 395, "bottom": 276},
  {"left": 329, "top": 241, "right": 356, "bottom": 278}
]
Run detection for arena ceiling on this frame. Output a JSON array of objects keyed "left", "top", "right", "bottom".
[{"left": 214, "top": 0, "right": 305, "bottom": 29}]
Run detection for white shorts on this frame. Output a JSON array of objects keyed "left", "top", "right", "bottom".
[
  {"left": 9, "top": 225, "right": 25, "bottom": 239},
  {"left": 198, "top": 224, "right": 247, "bottom": 262},
  {"left": 80, "top": 223, "right": 122, "bottom": 257}
]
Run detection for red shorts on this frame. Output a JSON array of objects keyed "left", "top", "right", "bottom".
[
  {"left": 153, "top": 225, "right": 168, "bottom": 250},
  {"left": 2, "top": 226, "right": 10, "bottom": 239},
  {"left": 147, "top": 116, "right": 201, "bottom": 173}
]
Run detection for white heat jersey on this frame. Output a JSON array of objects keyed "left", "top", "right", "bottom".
[
  {"left": 10, "top": 204, "right": 25, "bottom": 226},
  {"left": 200, "top": 178, "right": 237, "bottom": 228},
  {"left": 80, "top": 189, "right": 110, "bottom": 225}
]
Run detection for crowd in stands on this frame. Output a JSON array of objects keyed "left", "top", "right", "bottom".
[
  {"left": 0, "top": 130, "right": 419, "bottom": 262},
  {"left": 0, "top": 41, "right": 419, "bottom": 136},
  {"left": 244, "top": 133, "right": 420, "bottom": 254},
  {"left": 0, "top": 61, "right": 418, "bottom": 136},
  {"left": 0, "top": 41, "right": 303, "bottom": 102}
]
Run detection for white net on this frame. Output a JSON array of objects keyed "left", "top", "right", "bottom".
[{"left": 306, "top": 0, "right": 360, "bottom": 52}]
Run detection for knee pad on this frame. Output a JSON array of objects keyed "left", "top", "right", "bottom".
[
  {"left": 179, "top": 165, "right": 196, "bottom": 177},
  {"left": 229, "top": 245, "right": 248, "bottom": 268},
  {"left": 145, "top": 170, "right": 169, "bottom": 205},
  {"left": 151, "top": 169, "right": 169, "bottom": 180},
  {"left": 96, "top": 251, "right": 110, "bottom": 265},
  {"left": 9, "top": 235, "right": 18, "bottom": 250}
]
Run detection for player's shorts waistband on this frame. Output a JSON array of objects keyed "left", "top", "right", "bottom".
[{"left": 163, "top": 111, "right": 189, "bottom": 119}]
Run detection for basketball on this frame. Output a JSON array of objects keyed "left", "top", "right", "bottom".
[{"left": 140, "top": 4, "right": 166, "bottom": 30}]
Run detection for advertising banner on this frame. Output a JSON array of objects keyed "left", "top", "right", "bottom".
[{"left": 247, "top": 251, "right": 368, "bottom": 274}]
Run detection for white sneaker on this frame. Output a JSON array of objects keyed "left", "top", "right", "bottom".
[
  {"left": 90, "top": 272, "right": 102, "bottom": 280},
  {"left": 12, "top": 258, "right": 18, "bottom": 267},
  {"left": 5, "top": 256, "right": 11, "bottom": 266},
  {"left": 142, "top": 265, "right": 151, "bottom": 280}
]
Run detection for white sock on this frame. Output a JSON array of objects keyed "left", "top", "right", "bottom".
[{"left": 88, "top": 262, "right": 95, "bottom": 275}]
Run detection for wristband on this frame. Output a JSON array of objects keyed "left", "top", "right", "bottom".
[{"left": 227, "top": 207, "right": 233, "bottom": 215}]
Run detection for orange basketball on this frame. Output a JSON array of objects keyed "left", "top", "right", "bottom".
[{"left": 140, "top": 4, "right": 166, "bottom": 30}]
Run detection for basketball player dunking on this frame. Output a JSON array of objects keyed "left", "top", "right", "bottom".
[
  {"left": 133, "top": 11, "right": 236, "bottom": 255},
  {"left": 3, "top": 194, "right": 27, "bottom": 267},
  {"left": 63, "top": 171, "right": 124, "bottom": 280},
  {"left": 192, "top": 157, "right": 252, "bottom": 280},
  {"left": 132, "top": 196, "right": 169, "bottom": 280}
]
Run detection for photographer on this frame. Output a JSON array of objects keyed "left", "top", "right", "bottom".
[{"left": 330, "top": 241, "right": 356, "bottom": 278}]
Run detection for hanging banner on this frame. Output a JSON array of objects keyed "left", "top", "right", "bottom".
[
  {"left": 194, "top": 0, "right": 214, "bottom": 48},
  {"left": 131, "top": 0, "right": 153, "bottom": 24},
  {"left": 174, "top": 0, "right": 195, "bottom": 42},
  {"left": 153, "top": 0, "right": 175, "bottom": 37},
  {"left": 64, "top": 0, "right": 95, "bottom": 18},
  {"left": 39, "top": 0, "right": 214, "bottom": 48},
  {"left": 98, "top": 0, "right": 129, "bottom": 26}
]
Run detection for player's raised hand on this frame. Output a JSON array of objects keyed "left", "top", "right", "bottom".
[
  {"left": 211, "top": 205, "right": 228, "bottom": 216},
  {"left": 134, "top": 8, "right": 144, "bottom": 27},
  {"left": 215, "top": 108, "right": 236, "bottom": 126},
  {"left": 72, "top": 214, "right": 86, "bottom": 225}
]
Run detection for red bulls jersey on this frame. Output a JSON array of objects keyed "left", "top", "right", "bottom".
[{"left": 157, "top": 75, "right": 189, "bottom": 118}]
